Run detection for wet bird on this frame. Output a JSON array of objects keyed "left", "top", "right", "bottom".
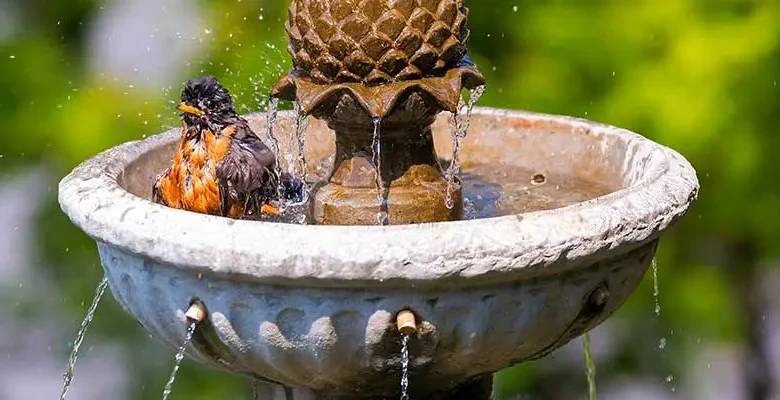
[{"left": 153, "top": 76, "right": 303, "bottom": 219}]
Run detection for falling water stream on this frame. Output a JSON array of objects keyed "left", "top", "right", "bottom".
[
  {"left": 60, "top": 276, "right": 109, "bottom": 400},
  {"left": 582, "top": 333, "right": 597, "bottom": 400},
  {"left": 265, "top": 97, "right": 286, "bottom": 209},
  {"left": 293, "top": 102, "right": 310, "bottom": 187},
  {"left": 400, "top": 333, "right": 410, "bottom": 400},
  {"left": 652, "top": 258, "right": 660, "bottom": 316},
  {"left": 445, "top": 85, "right": 486, "bottom": 209},
  {"left": 161, "top": 321, "right": 198, "bottom": 400},
  {"left": 651, "top": 258, "right": 672, "bottom": 387},
  {"left": 371, "top": 117, "right": 389, "bottom": 225}
]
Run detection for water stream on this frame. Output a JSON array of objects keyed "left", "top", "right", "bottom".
[
  {"left": 265, "top": 97, "right": 286, "bottom": 209},
  {"left": 582, "top": 332, "right": 596, "bottom": 400},
  {"left": 161, "top": 321, "right": 198, "bottom": 400},
  {"left": 444, "top": 85, "right": 486, "bottom": 209},
  {"left": 652, "top": 258, "right": 660, "bottom": 316},
  {"left": 293, "top": 102, "right": 310, "bottom": 188},
  {"left": 400, "top": 333, "right": 410, "bottom": 400},
  {"left": 60, "top": 276, "right": 109, "bottom": 400},
  {"left": 371, "top": 117, "right": 389, "bottom": 225}
]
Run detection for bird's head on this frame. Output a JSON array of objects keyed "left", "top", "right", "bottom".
[{"left": 178, "top": 76, "right": 237, "bottom": 130}]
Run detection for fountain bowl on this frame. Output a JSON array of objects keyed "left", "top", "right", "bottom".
[{"left": 58, "top": 107, "right": 698, "bottom": 398}]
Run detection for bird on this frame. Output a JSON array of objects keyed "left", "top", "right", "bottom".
[{"left": 152, "top": 76, "right": 304, "bottom": 219}]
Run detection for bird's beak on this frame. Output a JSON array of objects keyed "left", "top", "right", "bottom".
[{"left": 177, "top": 103, "right": 206, "bottom": 116}]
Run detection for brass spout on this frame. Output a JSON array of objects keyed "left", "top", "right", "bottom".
[
  {"left": 185, "top": 301, "right": 207, "bottom": 324},
  {"left": 396, "top": 310, "right": 417, "bottom": 335}
]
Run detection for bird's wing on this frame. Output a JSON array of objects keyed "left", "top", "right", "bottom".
[
  {"left": 152, "top": 167, "right": 171, "bottom": 206},
  {"left": 215, "top": 122, "right": 278, "bottom": 217}
]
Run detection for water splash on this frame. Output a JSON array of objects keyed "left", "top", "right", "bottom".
[
  {"left": 161, "top": 321, "right": 198, "bottom": 400},
  {"left": 293, "top": 102, "right": 310, "bottom": 185},
  {"left": 60, "top": 276, "right": 109, "bottom": 400},
  {"left": 582, "top": 333, "right": 596, "bottom": 400},
  {"left": 445, "top": 85, "right": 486, "bottom": 209},
  {"left": 652, "top": 258, "right": 660, "bottom": 316},
  {"left": 400, "top": 333, "right": 410, "bottom": 400},
  {"left": 371, "top": 117, "right": 389, "bottom": 225},
  {"left": 265, "top": 97, "right": 286, "bottom": 211}
]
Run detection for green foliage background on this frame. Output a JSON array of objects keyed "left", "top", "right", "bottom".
[{"left": 1, "top": 0, "right": 778, "bottom": 398}]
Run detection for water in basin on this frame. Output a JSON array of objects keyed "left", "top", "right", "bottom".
[
  {"left": 460, "top": 163, "right": 612, "bottom": 220},
  {"left": 119, "top": 111, "right": 622, "bottom": 225}
]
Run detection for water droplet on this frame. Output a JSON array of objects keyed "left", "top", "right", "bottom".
[
  {"left": 9, "top": 55, "right": 15, "bottom": 59},
  {"left": 512, "top": 5, "right": 519, "bottom": 12},
  {"left": 658, "top": 337, "right": 666, "bottom": 350}
]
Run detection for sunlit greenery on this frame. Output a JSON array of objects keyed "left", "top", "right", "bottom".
[{"left": 2, "top": 0, "right": 778, "bottom": 398}]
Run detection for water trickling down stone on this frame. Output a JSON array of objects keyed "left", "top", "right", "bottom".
[
  {"left": 293, "top": 102, "right": 310, "bottom": 200},
  {"left": 400, "top": 333, "right": 410, "bottom": 400},
  {"left": 265, "top": 97, "right": 286, "bottom": 210},
  {"left": 445, "top": 85, "right": 486, "bottom": 209},
  {"left": 371, "top": 117, "right": 389, "bottom": 225},
  {"left": 582, "top": 332, "right": 597, "bottom": 400},
  {"left": 652, "top": 258, "right": 660, "bottom": 316},
  {"left": 161, "top": 321, "right": 198, "bottom": 400},
  {"left": 60, "top": 276, "right": 109, "bottom": 400}
]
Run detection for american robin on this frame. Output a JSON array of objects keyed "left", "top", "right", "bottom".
[{"left": 152, "top": 76, "right": 303, "bottom": 219}]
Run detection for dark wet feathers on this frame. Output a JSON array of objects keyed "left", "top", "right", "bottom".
[{"left": 215, "top": 119, "right": 279, "bottom": 217}]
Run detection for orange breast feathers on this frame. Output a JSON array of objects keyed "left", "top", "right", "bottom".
[{"left": 154, "top": 125, "right": 237, "bottom": 216}]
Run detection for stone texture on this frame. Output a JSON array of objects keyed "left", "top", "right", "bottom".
[
  {"left": 284, "top": 0, "right": 471, "bottom": 85},
  {"left": 58, "top": 108, "right": 699, "bottom": 398},
  {"left": 307, "top": 89, "right": 463, "bottom": 225}
]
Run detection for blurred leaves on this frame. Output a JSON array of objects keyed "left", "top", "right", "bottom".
[{"left": 2, "top": 0, "right": 779, "bottom": 398}]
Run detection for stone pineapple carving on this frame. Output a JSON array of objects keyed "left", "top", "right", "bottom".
[{"left": 286, "top": 0, "right": 471, "bottom": 85}]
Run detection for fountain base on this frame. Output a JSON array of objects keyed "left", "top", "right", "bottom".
[
  {"left": 309, "top": 118, "right": 463, "bottom": 224},
  {"left": 311, "top": 173, "right": 462, "bottom": 225}
]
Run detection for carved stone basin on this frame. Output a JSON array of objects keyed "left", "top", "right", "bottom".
[{"left": 57, "top": 107, "right": 698, "bottom": 399}]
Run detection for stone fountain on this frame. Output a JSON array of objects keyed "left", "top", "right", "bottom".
[{"left": 57, "top": 0, "right": 699, "bottom": 399}]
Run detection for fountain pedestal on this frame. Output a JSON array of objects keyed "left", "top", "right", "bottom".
[
  {"left": 272, "top": 67, "right": 484, "bottom": 225},
  {"left": 308, "top": 92, "right": 463, "bottom": 225},
  {"left": 270, "top": 0, "right": 485, "bottom": 225}
]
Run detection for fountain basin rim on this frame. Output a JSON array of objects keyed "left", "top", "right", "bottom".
[{"left": 57, "top": 107, "right": 699, "bottom": 290}]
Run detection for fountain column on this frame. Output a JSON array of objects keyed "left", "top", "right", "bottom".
[{"left": 271, "top": 0, "right": 485, "bottom": 225}]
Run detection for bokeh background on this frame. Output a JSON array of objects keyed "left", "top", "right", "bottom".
[{"left": 1, "top": 0, "right": 778, "bottom": 399}]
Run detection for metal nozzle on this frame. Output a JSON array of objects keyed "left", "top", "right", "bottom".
[
  {"left": 185, "top": 301, "right": 207, "bottom": 324},
  {"left": 396, "top": 309, "right": 417, "bottom": 335}
]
